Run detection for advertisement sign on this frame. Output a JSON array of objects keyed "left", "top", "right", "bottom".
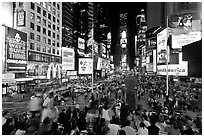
[
  {"left": 78, "top": 58, "right": 93, "bottom": 74},
  {"left": 172, "top": 32, "right": 201, "bottom": 49},
  {"left": 147, "top": 38, "right": 157, "bottom": 51},
  {"left": 78, "top": 38, "right": 85, "bottom": 50},
  {"left": 62, "top": 47, "right": 75, "bottom": 70},
  {"left": 157, "top": 28, "right": 168, "bottom": 64},
  {"left": 17, "top": 10, "right": 26, "bottom": 27},
  {"left": 67, "top": 71, "right": 77, "bottom": 76},
  {"left": 6, "top": 27, "right": 27, "bottom": 71},
  {"left": 153, "top": 49, "right": 157, "bottom": 72},
  {"left": 157, "top": 64, "right": 188, "bottom": 76}
]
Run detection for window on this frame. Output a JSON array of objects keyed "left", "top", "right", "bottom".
[
  {"left": 43, "top": 2, "right": 47, "bottom": 8},
  {"left": 37, "top": 16, "right": 41, "bottom": 23},
  {"left": 48, "top": 39, "right": 51, "bottom": 45},
  {"left": 53, "top": 24, "right": 55, "bottom": 30},
  {"left": 48, "top": 22, "right": 51, "bottom": 28},
  {"left": 57, "top": 11, "right": 60, "bottom": 18},
  {"left": 30, "top": 12, "right": 35, "bottom": 20},
  {"left": 41, "top": 19, "right": 46, "bottom": 26},
  {"left": 48, "top": 5, "right": 51, "bottom": 11},
  {"left": 37, "top": 44, "right": 41, "bottom": 51},
  {"left": 30, "top": 42, "right": 35, "bottom": 50},
  {"left": 37, "top": 6, "right": 41, "bottom": 14},
  {"left": 30, "top": 32, "right": 34, "bottom": 40},
  {"left": 30, "top": 22, "right": 34, "bottom": 30},
  {"left": 57, "top": 3, "right": 60, "bottom": 10},
  {"left": 43, "top": 37, "right": 46, "bottom": 43},
  {"left": 53, "top": 8, "right": 56, "bottom": 15},
  {"left": 57, "top": 26, "right": 59, "bottom": 32},
  {"left": 43, "top": 28, "right": 46, "bottom": 35},
  {"left": 31, "top": 2, "right": 35, "bottom": 10},
  {"left": 43, "top": 10, "right": 46, "bottom": 17},
  {"left": 53, "top": 2, "right": 56, "bottom": 7},
  {"left": 57, "top": 50, "right": 59, "bottom": 55},
  {"left": 43, "top": 46, "right": 46, "bottom": 52},
  {"left": 37, "top": 25, "right": 41, "bottom": 32},
  {"left": 48, "top": 30, "right": 51, "bottom": 36},
  {"left": 57, "top": 42, "right": 59, "bottom": 47},
  {"left": 53, "top": 16, "right": 56, "bottom": 22},
  {"left": 52, "top": 48, "right": 55, "bottom": 54},
  {"left": 52, "top": 32, "right": 55, "bottom": 38},
  {"left": 48, "top": 13, "right": 51, "bottom": 20},
  {"left": 57, "top": 19, "right": 60, "bottom": 25},
  {"left": 36, "top": 35, "right": 41, "bottom": 42},
  {"left": 57, "top": 34, "right": 59, "bottom": 40},
  {"left": 19, "top": 2, "right": 23, "bottom": 7},
  {"left": 52, "top": 40, "right": 55, "bottom": 46},
  {"left": 48, "top": 47, "right": 51, "bottom": 53}
]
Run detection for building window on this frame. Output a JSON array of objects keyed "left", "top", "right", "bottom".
[
  {"left": 43, "top": 10, "right": 46, "bottom": 17},
  {"left": 37, "top": 25, "right": 41, "bottom": 32},
  {"left": 57, "top": 50, "right": 59, "bottom": 55},
  {"left": 36, "top": 35, "right": 41, "bottom": 42},
  {"left": 48, "top": 13, "right": 51, "bottom": 20},
  {"left": 30, "top": 22, "right": 34, "bottom": 30},
  {"left": 43, "top": 19, "right": 46, "bottom": 26},
  {"left": 43, "top": 2, "right": 47, "bottom": 8},
  {"left": 48, "top": 5, "right": 51, "bottom": 11},
  {"left": 57, "top": 19, "right": 60, "bottom": 25},
  {"left": 43, "top": 28, "right": 46, "bottom": 35},
  {"left": 53, "top": 16, "right": 56, "bottom": 22},
  {"left": 19, "top": 2, "right": 24, "bottom": 7},
  {"left": 48, "top": 30, "right": 51, "bottom": 37},
  {"left": 43, "top": 37, "right": 46, "bottom": 43},
  {"left": 57, "top": 34, "right": 59, "bottom": 40},
  {"left": 48, "top": 47, "right": 51, "bottom": 53},
  {"left": 53, "top": 2, "right": 56, "bottom": 7},
  {"left": 37, "top": 44, "right": 41, "bottom": 51},
  {"left": 30, "top": 42, "right": 35, "bottom": 50},
  {"left": 52, "top": 48, "right": 55, "bottom": 54},
  {"left": 57, "top": 26, "right": 59, "bottom": 32},
  {"left": 31, "top": 2, "right": 35, "bottom": 10},
  {"left": 48, "top": 22, "right": 51, "bottom": 28},
  {"left": 30, "top": 12, "right": 35, "bottom": 20},
  {"left": 48, "top": 39, "right": 51, "bottom": 45},
  {"left": 43, "top": 46, "right": 46, "bottom": 52},
  {"left": 53, "top": 24, "right": 55, "bottom": 30},
  {"left": 57, "top": 11, "right": 60, "bottom": 18},
  {"left": 37, "top": 16, "right": 41, "bottom": 23},
  {"left": 37, "top": 6, "right": 41, "bottom": 14},
  {"left": 57, "top": 3, "right": 60, "bottom": 10},
  {"left": 52, "top": 32, "right": 55, "bottom": 38},
  {"left": 30, "top": 32, "right": 34, "bottom": 40},
  {"left": 57, "top": 42, "right": 59, "bottom": 47},
  {"left": 52, "top": 40, "right": 55, "bottom": 46},
  {"left": 53, "top": 8, "right": 56, "bottom": 15}
]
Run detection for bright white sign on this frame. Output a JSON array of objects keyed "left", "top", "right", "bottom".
[
  {"left": 172, "top": 31, "right": 201, "bottom": 49},
  {"left": 62, "top": 47, "right": 75, "bottom": 70},
  {"left": 157, "top": 64, "right": 188, "bottom": 76},
  {"left": 78, "top": 58, "right": 93, "bottom": 74}
]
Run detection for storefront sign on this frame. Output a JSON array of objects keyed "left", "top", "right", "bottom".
[
  {"left": 157, "top": 28, "right": 168, "bottom": 64},
  {"left": 172, "top": 31, "right": 201, "bottom": 49},
  {"left": 78, "top": 58, "right": 93, "bottom": 74},
  {"left": 6, "top": 27, "right": 27, "bottom": 71},
  {"left": 157, "top": 64, "right": 188, "bottom": 76},
  {"left": 62, "top": 47, "right": 75, "bottom": 70},
  {"left": 67, "top": 71, "right": 77, "bottom": 76}
]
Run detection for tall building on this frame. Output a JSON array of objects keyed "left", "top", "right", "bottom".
[{"left": 14, "top": 2, "right": 62, "bottom": 88}]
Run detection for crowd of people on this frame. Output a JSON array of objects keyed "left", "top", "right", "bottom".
[{"left": 2, "top": 74, "right": 202, "bottom": 135}]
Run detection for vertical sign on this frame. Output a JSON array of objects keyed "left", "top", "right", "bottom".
[{"left": 17, "top": 10, "right": 26, "bottom": 27}]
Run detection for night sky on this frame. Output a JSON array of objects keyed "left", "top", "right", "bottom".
[{"left": 105, "top": 2, "right": 146, "bottom": 67}]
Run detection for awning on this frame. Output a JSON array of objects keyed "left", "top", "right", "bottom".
[
  {"left": 15, "top": 77, "right": 34, "bottom": 82},
  {"left": 2, "top": 79, "right": 16, "bottom": 84}
]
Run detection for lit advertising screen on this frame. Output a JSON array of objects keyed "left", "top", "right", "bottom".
[
  {"left": 6, "top": 27, "right": 27, "bottom": 71},
  {"left": 78, "top": 58, "right": 93, "bottom": 74},
  {"left": 62, "top": 47, "right": 75, "bottom": 70}
]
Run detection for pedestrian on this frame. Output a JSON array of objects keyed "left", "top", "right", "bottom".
[
  {"left": 147, "top": 119, "right": 160, "bottom": 135},
  {"left": 137, "top": 122, "right": 149, "bottom": 135}
]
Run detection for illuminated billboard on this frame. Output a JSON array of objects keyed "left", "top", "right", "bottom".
[
  {"left": 6, "top": 27, "right": 27, "bottom": 72},
  {"left": 78, "top": 58, "right": 93, "bottom": 74},
  {"left": 62, "top": 47, "right": 75, "bottom": 70}
]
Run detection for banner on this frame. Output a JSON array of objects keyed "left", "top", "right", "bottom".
[
  {"left": 157, "top": 28, "right": 168, "bottom": 64},
  {"left": 62, "top": 47, "right": 75, "bottom": 70},
  {"left": 157, "top": 64, "right": 188, "bottom": 76},
  {"left": 78, "top": 58, "right": 93, "bottom": 74},
  {"left": 6, "top": 27, "right": 27, "bottom": 71}
]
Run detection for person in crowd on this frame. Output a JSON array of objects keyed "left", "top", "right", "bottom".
[
  {"left": 58, "top": 108, "right": 66, "bottom": 125},
  {"left": 137, "top": 122, "right": 149, "bottom": 135},
  {"left": 2, "top": 110, "right": 10, "bottom": 126},
  {"left": 147, "top": 118, "right": 160, "bottom": 135},
  {"left": 122, "top": 120, "right": 136, "bottom": 135},
  {"left": 101, "top": 125, "right": 110, "bottom": 135},
  {"left": 28, "top": 92, "right": 43, "bottom": 116},
  {"left": 37, "top": 117, "right": 52, "bottom": 135},
  {"left": 117, "top": 129, "right": 126, "bottom": 135},
  {"left": 165, "top": 122, "right": 181, "bottom": 135},
  {"left": 2, "top": 118, "right": 16, "bottom": 135}
]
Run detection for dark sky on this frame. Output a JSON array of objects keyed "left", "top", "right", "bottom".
[{"left": 104, "top": 2, "right": 146, "bottom": 67}]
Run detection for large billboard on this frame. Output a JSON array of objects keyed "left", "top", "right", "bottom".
[
  {"left": 78, "top": 58, "right": 93, "bottom": 74},
  {"left": 6, "top": 27, "right": 27, "bottom": 72},
  {"left": 157, "top": 28, "right": 168, "bottom": 64},
  {"left": 157, "top": 64, "right": 188, "bottom": 76},
  {"left": 62, "top": 47, "right": 75, "bottom": 70}
]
